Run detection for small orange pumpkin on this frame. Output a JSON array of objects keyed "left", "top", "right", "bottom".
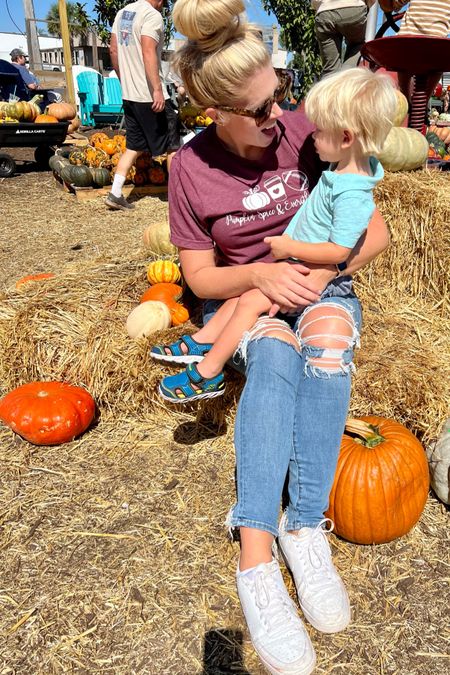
[
  {"left": 0, "top": 381, "right": 95, "bottom": 445},
  {"left": 140, "top": 282, "right": 183, "bottom": 304},
  {"left": 101, "top": 138, "right": 119, "bottom": 156},
  {"left": 35, "top": 114, "right": 58, "bottom": 123},
  {"left": 147, "top": 260, "right": 181, "bottom": 285},
  {"left": 90, "top": 131, "right": 108, "bottom": 147},
  {"left": 326, "top": 416, "right": 430, "bottom": 544},
  {"left": 169, "top": 302, "right": 189, "bottom": 326},
  {"left": 113, "top": 134, "right": 126, "bottom": 151}
]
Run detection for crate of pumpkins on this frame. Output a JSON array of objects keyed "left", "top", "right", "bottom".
[{"left": 50, "top": 132, "right": 167, "bottom": 190}]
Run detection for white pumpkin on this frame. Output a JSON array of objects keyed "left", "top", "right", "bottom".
[
  {"left": 143, "top": 221, "right": 176, "bottom": 256},
  {"left": 375, "top": 127, "right": 429, "bottom": 172},
  {"left": 392, "top": 90, "right": 409, "bottom": 127},
  {"left": 426, "top": 418, "right": 450, "bottom": 504},
  {"left": 126, "top": 301, "right": 171, "bottom": 338}
]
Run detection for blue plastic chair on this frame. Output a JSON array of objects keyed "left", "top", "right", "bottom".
[
  {"left": 76, "top": 71, "right": 123, "bottom": 127},
  {"left": 76, "top": 71, "right": 102, "bottom": 125},
  {"left": 104, "top": 78, "right": 122, "bottom": 106}
]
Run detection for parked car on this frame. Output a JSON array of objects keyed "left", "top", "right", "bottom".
[{"left": 42, "top": 62, "right": 64, "bottom": 72}]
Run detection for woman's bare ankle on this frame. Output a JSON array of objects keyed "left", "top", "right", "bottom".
[{"left": 239, "top": 527, "right": 274, "bottom": 572}]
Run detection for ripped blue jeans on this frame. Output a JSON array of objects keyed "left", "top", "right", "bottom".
[{"left": 203, "top": 287, "right": 362, "bottom": 537}]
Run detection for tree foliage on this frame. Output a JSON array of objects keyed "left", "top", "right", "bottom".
[
  {"left": 46, "top": 2, "right": 91, "bottom": 47},
  {"left": 92, "top": 0, "right": 175, "bottom": 46},
  {"left": 262, "top": 1, "right": 321, "bottom": 99}
]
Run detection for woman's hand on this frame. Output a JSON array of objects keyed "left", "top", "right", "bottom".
[{"left": 252, "top": 262, "right": 323, "bottom": 309}]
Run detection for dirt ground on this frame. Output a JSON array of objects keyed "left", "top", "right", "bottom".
[{"left": 0, "top": 152, "right": 449, "bottom": 675}]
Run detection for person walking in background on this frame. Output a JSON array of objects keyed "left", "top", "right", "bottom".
[
  {"left": 106, "top": 0, "right": 180, "bottom": 211},
  {"left": 312, "top": 0, "right": 376, "bottom": 77}
]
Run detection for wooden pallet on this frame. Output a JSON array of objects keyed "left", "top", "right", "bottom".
[{"left": 53, "top": 172, "right": 167, "bottom": 201}]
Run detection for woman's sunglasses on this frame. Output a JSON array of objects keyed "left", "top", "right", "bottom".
[{"left": 215, "top": 74, "right": 292, "bottom": 127}]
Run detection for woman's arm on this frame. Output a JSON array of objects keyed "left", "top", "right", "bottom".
[
  {"left": 341, "top": 208, "right": 389, "bottom": 275},
  {"left": 179, "top": 249, "right": 322, "bottom": 308},
  {"left": 179, "top": 209, "right": 389, "bottom": 308},
  {"left": 301, "top": 208, "right": 390, "bottom": 290}
]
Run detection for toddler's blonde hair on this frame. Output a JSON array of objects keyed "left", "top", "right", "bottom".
[{"left": 305, "top": 68, "right": 398, "bottom": 155}]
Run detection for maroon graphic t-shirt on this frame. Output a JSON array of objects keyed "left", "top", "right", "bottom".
[{"left": 168, "top": 110, "right": 323, "bottom": 267}]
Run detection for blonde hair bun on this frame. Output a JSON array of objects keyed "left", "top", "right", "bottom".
[{"left": 173, "top": 0, "right": 246, "bottom": 52}]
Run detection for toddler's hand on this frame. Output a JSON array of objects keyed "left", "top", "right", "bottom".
[{"left": 264, "top": 234, "right": 292, "bottom": 260}]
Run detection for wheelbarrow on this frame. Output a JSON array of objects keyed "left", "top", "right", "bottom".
[{"left": 0, "top": 121, "right": 69, "bottom": 177}]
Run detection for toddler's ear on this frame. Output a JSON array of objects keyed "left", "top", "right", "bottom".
[{"left": 342, "top": 129, "right": 355, "bottom": 147}]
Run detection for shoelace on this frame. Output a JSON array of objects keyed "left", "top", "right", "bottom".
[
  {"left": 254, "top": 566, "right": 300, "bottom": 637},
  {"left": 295, "top": 519, "right": 337, "bottom": 586}
]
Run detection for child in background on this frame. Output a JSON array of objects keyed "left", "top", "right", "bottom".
[
  {"left": 152, "top": 67, "right": 398, "bottom": 403},
  {"left": 396, "top": 0, "right": 450, "bottom": 120}
]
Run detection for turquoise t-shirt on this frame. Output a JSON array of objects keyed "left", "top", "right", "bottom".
[{"left": 284, "top": 156, "right": 383, "bottom": 249}]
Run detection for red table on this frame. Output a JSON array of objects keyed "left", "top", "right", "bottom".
[{"left": 361, "top": 35, "right": 450, "bottom": 132}]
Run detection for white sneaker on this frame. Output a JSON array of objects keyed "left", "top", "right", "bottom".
[
  {"left": 278, "top": 517, "right": 350, "bottom": 633},
  {"left": 237, "top": 559, "right": 316, "bottom": 675}
]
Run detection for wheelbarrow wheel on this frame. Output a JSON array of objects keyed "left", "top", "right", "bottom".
[
  {"left": 0, "top": 153, "right": 16, "bottom": 178},
  {"left": 34, "top": 145, "right": 54, "bottom": 168}
]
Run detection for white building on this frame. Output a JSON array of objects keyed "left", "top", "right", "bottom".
[
  {"left": 0, "top": 31, "right": 111, "bottom": 72},
  {"left": 0, "top": 31, "right": 62, "bottom": 66}
]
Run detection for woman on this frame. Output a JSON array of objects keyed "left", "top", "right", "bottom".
[{"left": 163, "top": 1, "right": 389, "bottom": 673}]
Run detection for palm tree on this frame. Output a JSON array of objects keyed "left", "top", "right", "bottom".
[{"left": 46, "top": 2, "right": 91, "bottom": 52}]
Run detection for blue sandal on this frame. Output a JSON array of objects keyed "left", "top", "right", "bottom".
[
  {"left": 150, "top": 334, "right": 213, "bottom": 365},
  {"left": 159, "top": 363, "right": 225, "bottom": 403}
]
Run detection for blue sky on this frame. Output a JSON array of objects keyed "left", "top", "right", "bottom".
[{"left": 0, "top": 0, "right": 276, "bottom": 34}]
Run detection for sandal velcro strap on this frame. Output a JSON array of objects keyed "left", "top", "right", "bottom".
[
  {"left": 186, "top": 363, "right": 205, "bottom": 384},
  {"left": 150, "top": 334, "right": 213, "bottom": 363}
]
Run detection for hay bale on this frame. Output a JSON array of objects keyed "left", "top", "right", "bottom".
[
  {"left": 351, "top": 288, "right": 450, "bottom": 444},
  {"left": 0, "top": 257, "right": 186, "bottom": 417},
  {"left": 367, "top": 169, "right": 450, "bottom": 302},
  {"left": 0, "top": 169, "right": 449, "bottom": 442}
]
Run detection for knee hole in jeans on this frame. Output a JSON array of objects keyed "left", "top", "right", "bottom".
[
  {"left": 237, "top": 316, "right": 299, "bottom": 363},
  {"left": 297, "top": 303, "right": 359, "bottom": 374}
]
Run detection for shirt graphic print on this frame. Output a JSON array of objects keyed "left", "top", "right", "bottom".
[{"left": 118, "top": 11, "right": 137, "bottom": 46}]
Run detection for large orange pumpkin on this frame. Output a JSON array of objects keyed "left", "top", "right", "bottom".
[
  {"left": 47, "top": 101, "right": 77, "bottom": 121},
  {"left": 326, "top": 416, "right": 430, "bottom": 544},
  {"left": 0, "top": 381, "right": 96, "bottom": 446}
]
